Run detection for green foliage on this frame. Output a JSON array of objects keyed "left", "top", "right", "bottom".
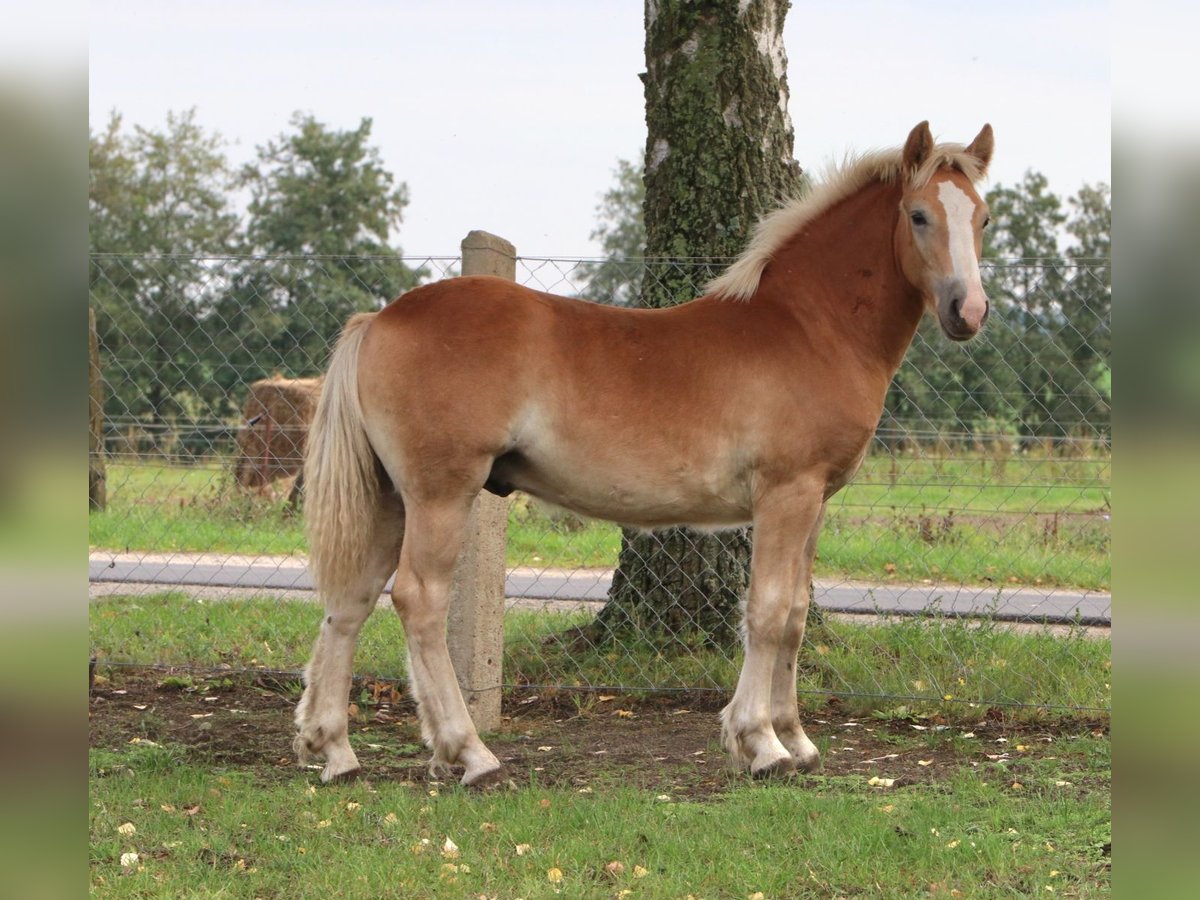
[
  {"left": 89, "top": 110, "right": 241, "bottom": 430},
  {"left": 89, "top": 110, "right": 424, "bottom": 442},
  {"left": 242, "top": 113, "right": 408, "bottom": 257},
  {"left": 577, "top": 157, "right": 646, "bottom": 306}
]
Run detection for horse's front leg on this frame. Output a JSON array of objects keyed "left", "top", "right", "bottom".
[
  {"left": 721, "top": 484, "right": 824, "bottom": 777},
  {"left": 771, "top": 501, "right": 825, "bottom": 773}
]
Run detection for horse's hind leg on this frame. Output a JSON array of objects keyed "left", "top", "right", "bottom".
[
  {"left": 391, "top": 496, "right": 503, "bottom": 787},
  {"left": 771, "top": 502, "right": 825, "bottom": 773},
  {"left": 295, "top": 496, "right": 404, "bottom": 782}
]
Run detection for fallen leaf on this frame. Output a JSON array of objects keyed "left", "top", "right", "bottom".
[
  {"left": 946, "top": 839, "right": 961, "bottom": 849},
  {"left": 598, "top": 695, "right": 615, "bottom": 702},
  {"left": 117, "top": 822, "right": 136, "bottom": 836},
  {"left": 345, "top": 801, "right": 361, "bottom": 812},
  {"left": 867, "top": 776, "right": 896, "bottom": 787},
  {"left": 547, "top": 867, "right": 563, "bottom": 883},
  {"left": 633, "top": 865, "right": 649, "bottom": 878},
  {"left": 119, "top": 851, "right": 139, "bottom": 868},
  {"left": 480, "top": 821, "right": 497, "bottom": 832},
  {"left": 616, "top": 710, "right": 634, "bottom": 718},
  {"left": 515, "top": 843, "right": 532, "bottom": 856},
  {"left": 918, "top": 759, "right": 933, "bottom": 767},
  {"left": 384, "top": 813, "right": 398, "bottom": 824},
  {"left": 441, "top": 837, "right": 460, "bottom": 859},
  {"left": 316, "top": 820, "right": 331, "bottom": 829},
  {"left": 537, "top": 746, "right": 553, "bottom": 752},
  {"left": 604, "top": 860, "right": 625, "bottom": 878}
]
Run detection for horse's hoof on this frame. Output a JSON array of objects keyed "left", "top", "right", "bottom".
[
  {"left": 462, "top": 765, "right": 506, "bottom": 789},
  {"left": 793, "top": 753, "right": 821, "bottom": 774},
  {"left": 751, "top": 755, "right": 797, "bottom": 780},
  {"left": 321, "top": 766, "right": 362, "bottom": 784}
]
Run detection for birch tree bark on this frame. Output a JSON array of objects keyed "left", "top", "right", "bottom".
[{"left": 591, "top": 0, "right": 804, "bottom": 646}]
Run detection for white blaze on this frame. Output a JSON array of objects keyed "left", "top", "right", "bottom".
[{"left": 937, "top": 181, "right": 987, "bottom": 329}]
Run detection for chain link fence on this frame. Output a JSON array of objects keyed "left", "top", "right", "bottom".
[{"left": 89, "top": 253, "right": 1111, "bottom": 713}]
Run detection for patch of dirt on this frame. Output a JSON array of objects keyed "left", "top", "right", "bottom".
[{"left": 89, "top": 667, "right": 1108, "bottom": 800}]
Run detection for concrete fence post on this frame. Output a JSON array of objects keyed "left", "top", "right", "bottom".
[{"left": 447, "top": 230, "right": 516, "bottom": 732}]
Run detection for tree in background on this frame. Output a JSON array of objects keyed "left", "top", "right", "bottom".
[
  {"left": 1065, "top": 182, "right": 1112, "bottom": 404},
  {"left": 89, "top": 109, "right": 239, "bottom": 441},
  {"left": 216, "top": 114, "right": 424, "bottom": 397},
  {"left": 90, "top": 110, "right": 426, "bottom": 451},
  {"left": 589, "top": 0, "right": 804, "bottom": 647},
  {"left": 580, "top": 157, "right": 645, "bottom": 306}
]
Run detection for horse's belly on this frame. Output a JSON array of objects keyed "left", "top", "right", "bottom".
[{"left": 497, "top": 452, "right": 752, "bottom": 530}]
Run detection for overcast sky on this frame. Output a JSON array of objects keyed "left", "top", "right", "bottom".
[{"left": 89, "top": 0, "right": 1110, "bottom": 258}]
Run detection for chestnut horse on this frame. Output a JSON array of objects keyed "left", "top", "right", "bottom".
[{"left": 296, "top": 121, "right": 994, "bottom": 785}]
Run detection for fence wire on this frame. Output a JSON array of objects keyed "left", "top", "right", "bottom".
[{"left": 88, "top": 254, "right": 1111, "bottom": 713}]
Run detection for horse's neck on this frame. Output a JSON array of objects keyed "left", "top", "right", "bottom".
[{"left": 759, "top": 181, "right": 925, "bottom": 379}]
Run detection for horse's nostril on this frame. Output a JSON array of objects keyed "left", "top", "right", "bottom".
[{"left": 951, "top": 296, "right": 964, "bottom": 321}]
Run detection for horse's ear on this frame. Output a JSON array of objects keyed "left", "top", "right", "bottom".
[
  {"left": 902, "top": 121, "right": 934, "bottom": 178},
  {"left": 964, "top": 123, "right": 994, "bottom": 175}
]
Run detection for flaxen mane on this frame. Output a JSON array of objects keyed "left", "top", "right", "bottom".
[{"left": 707, "top": 143, "right": 988, "bottom": 302}]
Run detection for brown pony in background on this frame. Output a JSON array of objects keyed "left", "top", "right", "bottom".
[{"left": 295, "top": 121, "right": 994, "bottom": 786}]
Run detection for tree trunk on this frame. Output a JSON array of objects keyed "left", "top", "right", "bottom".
[
  {"left": 589, "top": 0, "right": 803, "bottom": 647},
  {"left": 89, "top": 307, "right": 107, "bottom": 511}
]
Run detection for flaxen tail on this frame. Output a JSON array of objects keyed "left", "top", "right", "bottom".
[{"left": 304, "top": 312, "right": 380, "bottom": 601}]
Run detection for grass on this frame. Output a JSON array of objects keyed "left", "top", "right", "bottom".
[
  {"left": 90, "top": 593, "right": 1111, "bottom": 717},
  {"left": 88, "top": 589, "right": 1110, "bottom": 895},
  {"left": 90, "top": 451, "right": 1110, "bottom": 589},
  {"left": 89, "top": 743, "right": 1110, "bottom": 897}
]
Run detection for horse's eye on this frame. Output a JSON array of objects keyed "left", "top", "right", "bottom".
[
  {"left": 982, "top": 216, "right": 991, "bottom": 229},
  {"left": 910, "top": 211, "right": 928, "bottom": 227}
]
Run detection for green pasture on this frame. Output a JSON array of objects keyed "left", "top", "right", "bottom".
[
  {"left": 90, "top": 739, "right": 1110, "bottom": 898},
  {"left": 89, "top": 592, "right": 1110, "bottom": 896},
  {"left": 89, "top": 451, "right": 1110, "bottom": 589},
  {"left": 90, "top": 593, "right": 1110, "bottom": 717}
]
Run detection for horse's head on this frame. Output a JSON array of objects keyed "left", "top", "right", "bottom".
[{"left": 895, "top": 121, "right": 994, "bottom": 342}]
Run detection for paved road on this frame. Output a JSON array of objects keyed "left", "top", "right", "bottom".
[{"left": 89, "top": 552, "right": 1110, "bottom": 626}]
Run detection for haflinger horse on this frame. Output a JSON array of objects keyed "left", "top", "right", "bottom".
[{"left": 295, "top": 120, "right": 994, "bottom": 786}]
